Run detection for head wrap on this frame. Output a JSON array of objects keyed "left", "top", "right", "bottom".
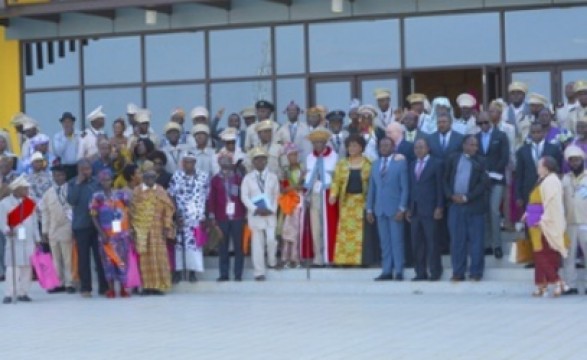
[
  {"left": 564, "top": 145, "right": 586, "bottom": 161},
  {"left": 428, "top": 97, "right": 455, "bottom": 125}
]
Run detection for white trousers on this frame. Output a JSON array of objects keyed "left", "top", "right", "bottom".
[
  {"left": 4, "top": 266, "right": 32, "bottom": 297},
  {"left": 563, "top": 224, "right": 587, "bottom": 288},
  {"left": 310, "top": 193, "right": 324, "bottom": 265},
  {"left": 50, "top": 241, "right": 73, "bottom": 287},
  {"left": 251, "top": 227, "right": 277, "bottom": 277}
]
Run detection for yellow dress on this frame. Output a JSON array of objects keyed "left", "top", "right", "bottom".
[{"left": 330, "top": 157, "right": 371, "bottom": 265}]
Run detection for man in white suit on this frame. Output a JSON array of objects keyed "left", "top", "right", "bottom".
[{"left": 240, "top": 147, "right": 280, "bottom": 281}]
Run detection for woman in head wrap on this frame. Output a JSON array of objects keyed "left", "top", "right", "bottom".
[
  {"left": 89, "top": 169, "right": 132, "bottom": 298},
  {"left": 420, "top": 97, "right": 455, "bottom": 135}
]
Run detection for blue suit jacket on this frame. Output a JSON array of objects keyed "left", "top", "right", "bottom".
[
  {"left": 366, "top": 154, "right": 409, "bottom": 217},
  {"left": 428, "top": 131, "right": 464, "bottom": 162},
  {"left": 408, "top": 156, "right": 445, "bottom": 217}
]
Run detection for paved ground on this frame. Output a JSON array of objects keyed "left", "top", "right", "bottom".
[{"left": 1, "top": 280, "right": 587, "bottom": 360}]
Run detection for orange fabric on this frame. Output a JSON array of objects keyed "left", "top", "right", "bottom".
[
  {"left": 103, "top": 242, "right": 125, "bottom": 268},
  {"left": 243, "top": 223, "right": 251, "bottom": 255},
  {"left": 278, "top": 191, "right": 300, "bottom": 216},
  {"left": 71, "top": 240, "right": 79, "bottom": 282}
]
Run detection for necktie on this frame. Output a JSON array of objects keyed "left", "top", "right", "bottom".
[
  {"left": 416, "top": 159, "right": 425, "bottom": 180},
  {"left": 441, "top": 135, "right": 446, "bottom": 150},
  {"left": 381, "top": 157, "right": 388, "bottom": 175},
  {"left": 532, "top": 144, "right": 541, "bottom": 165},
  {"left": 336, "top": 135, "right": 341, "bottom": 150}
]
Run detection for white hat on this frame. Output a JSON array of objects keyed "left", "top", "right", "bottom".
[
  {"left": 220, "top": 128, "right": 238, "bottom": 141},
  {"left": 508, "top": 81, "right": 529, "bottom": 94},
  {"left": 22, "top": 118, "right": 38, "bottom": 131},
  {"left": 456, "top": 93, "right": 477, "bottom": 108},
  {"left": 10, "top": 113, "right": 31, "bottom": 126},
  {"left": 527, "top": 93, "right": 548, "bottom": 107},
  {"left": 127, "top": 103, "right": 139, "bottom": 115},
  {"left": 374, "top": 88, "right": 391, "bottom": 100},
  {"left": 191, "top": 124, "right": 210, "bottom": 135},
  {"left": 87, "top": 106, "right": 106, "bottom": 122},
  {"left": 565, "top": 145, "right": 585, "bottom": 161},
  {"left": 183, "top": 151, "right": 197, "bottom": 161},
  {"left": 255, "top": 120, "right": 273, "bottom": 132},
  {"left": 135, "top": 109, "right": 151, "bottom": 124},
  {"left": 357, "top": 105, "right": 378, "bottom": 118},
  {"left": 164, "top": 122, "right": 182, "bottom": 133},
  {"left": 9, "top": 175, "right": 31, "bottom": 191},
  {"left": 30, "top": 151, "right": 44, "bottom": 162},
  {"left": 190, "top": 106, "right": 209, "bottom": 120}
]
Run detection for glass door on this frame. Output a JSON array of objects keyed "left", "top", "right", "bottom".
[{"left": 310, "top": 78, "right": 352, "bottom": 114}]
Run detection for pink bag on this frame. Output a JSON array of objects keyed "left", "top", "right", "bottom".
[
  {"left": 125, "top": 247, "right": 142, "bottom": 288},
  {"left": 193, "top": 226, "right": 208, "bottom": 248},
  {"left": 30, "top": 249, "right": 60, "bottom": 290}
]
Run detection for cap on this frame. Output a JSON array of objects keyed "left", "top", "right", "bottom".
[
  {"left": 374, "top": 88, "right": 391, "bottom": 100},
  {"left": 9, "top": 175, "right": 31, "bottom": 191},
  {"left": 87, "top": 106, "right": 106, "bottom": 122},
  {"left": 248, "top": 146, "right": 269, "bottom": 159},
  {"left": 255, "top": 120, "right": 273, "bottom": 132},
  {"left": 406, "top": 93, "right": 427, "bottom": 105},
  {"left": 183, "top": 151, "right": 197, "bottom": 161},
  {"left": 22, "top": 119, "right": 38, "bottom": 131},
  {"left": 127, "top": 103, "right": 139, "bottom": 115},
  {"left": 240, "top": 107, "right": 256, "bottom": 118},
  {"left": 527, "top": 93, "right": 548, "bottom": 107},
  {"left": 135, "top": 110, "right": 151, "bottom": 124},
  {"left": 59, "top": 112, "right": 76, "bottom": 122},
  {"left": 508, "top": 81, "right": 529, "bottom": 94},
  {"left": 564, "top": 145, "right": 585, "bottom": 161},
  {"left": 164, "top": 122, "right": 182, "bottom": 133},
  {"left": 191, "top": 124, "right": 210, "bottom": 135},
  {"left": 456, "top": 93, "right": 477, "bottom": 108},
  {"left": 357, "top": 105, "right": 378, "bottom": 118},
  {"left": 573, "top": 80, "right": 587, "bottom": 93},
  {"left": 10, "top": 113, "right": 28, "bottom": 126},
  {"left": 30, "top": 151, "right": 44, "bottom": 162},
  {"left": 220, "top": 128, "right": 238, "bottom": 141},
  {"left": 255, "top": 100, "right": 275, "bottom": 111},
  {"left": 326, "top": 110, "right": 346, "bottom": 122},
  {"left": 307, "top": 127, "right": 332, "bottom": 143},
  {"left": 190, "top": 106, "right": 209, "bottom": 120}
]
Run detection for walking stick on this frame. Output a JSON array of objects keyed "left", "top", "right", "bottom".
[{"left": 9, "top": 232, "right": 17, "bottom": 304}]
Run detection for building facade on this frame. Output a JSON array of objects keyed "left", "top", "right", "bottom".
[{"left": 1, "top": 0, "right": 587, "bottom": 141}]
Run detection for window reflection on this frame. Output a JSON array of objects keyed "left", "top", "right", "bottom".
[
  {"left": 25, "top": 91, "right": 81, "bottom": 138},
  {"left": 146, "top": 84, "right": 206, "bottom": 133},
  {"left": 209, "top": 28, "right": 272, "bottom": 78},
  {"left": 361, "top": 79, "right": 399, "bottom": 110},
  {"left": 276, "top": 78, "right": 306, "bottom": 124},
  {"left": 314, "top": 81, "right": 352, "bottom": 117},
  {"left": 405, "top": 13, "right": 500, "bottom": 68},
  {"left": 24, "top": 42, "right": 80, "bottom": 89},
  {"left": 83, "top": 37, "right": 141, "bottom": 85},
  {"left": 506, "top": 7, "right": 587, "bottom": 62},
  {"left": 210, "top": 81, "right": 273, "bottom": 128},
  {"left": 145, "top": 32, "right": 205, "bottom": 82},
  {"left": 310, "top": 19, "right": 400, "bottom": 72},
  {"left": 511, "top": 71, "right": 551, "bottom": 103},
  {"left": 84, "top": 87, "right": 142, "bottom": 130},
  {"left": 275, "top": 25, "right": 305, "bottom": 75}
]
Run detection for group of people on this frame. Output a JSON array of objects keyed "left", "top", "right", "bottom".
[{"left": 1, "top": 78, "right": 587, "bottom": 302}]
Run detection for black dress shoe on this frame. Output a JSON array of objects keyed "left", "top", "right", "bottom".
[
  {"left": 429, "top": 276, "right": 441, "bottom": 282},
  {"left": 0, "top": 275, "right": 5, "bottom": 282},
  {"left": 563, "top": 288, "right": 579, "bottom": 295},
  {"left": 412, "top": 276, "right": 428, "bottom": 281},
  {"left": 469, "top": 276, "right": 482, "bottom": 282},
  {"left": 172, "top": 271, "right": 181, "bottom": 284},
  {"left": 48, "top": 286, "right": 65, "bottom": 294},
  {"left": 234, "top": 277, "right": 242, "bottom": 282},
  {"left": 494, "top": 247, "right": 503, "bottom": 259},
  {"left": 524, "top": 263, "right": 535, "bottom": 269},
  {"left": 66, "top": 287, "right": 76, "bottom": 294},
  {"left": 188, "top": 271, "right": 198, "bottom": 283},
  {"left": 255, "top": 275, "right": 266, "bottom": 281},
  {"left": 150, "top": 290, "right": 164, "bottom": 296},
  {"left": 394, "top": 274, "right": 404, "bottom": 281},
  {"left": 17, "top": 295, "right": 32, "bottom": 302},
  {"left": 450, "top": 275, "right": 465, "bottom": 282},
  {"left": 484, "top": 248, "right": 494, "bottom": 255},
  {"left": 2, "top": 297, "right": 11, "bottom": 304},
  {"left": 216, "top": 276, "right": 229, "bottom": 282},
  {"left": 374, "top": 274, "right": 394, "bottom": 281}
]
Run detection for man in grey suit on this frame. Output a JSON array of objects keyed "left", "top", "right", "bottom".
[{"left": 366, "top": 137, "right": 409, "bottom": 281}]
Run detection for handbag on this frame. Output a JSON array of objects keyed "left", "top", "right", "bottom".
[
  {"left": 125, "top": 246, "right": 142, "bottom": 288},
  {"left": 509, "top": 238, "right": 533, "bottom": 264},
  {"left": 30, "top": 248, "right": 61, "bottom": 290},
  {"left": 193, "top": 226, "right": 208, "bottom": 248}
]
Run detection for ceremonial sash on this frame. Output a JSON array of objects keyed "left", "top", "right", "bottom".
[{"left": 7, "top": 196, "right": 36, "bottom": 228}]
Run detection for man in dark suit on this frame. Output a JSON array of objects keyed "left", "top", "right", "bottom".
[
  {"left": 475, "top": 111, "right": 510, "bottom": 259},
  {"left": 406, "top": 138, "right": 444, "bottom": 281},
  {"left": 403, "top": 111, "right": 427, "bottom": 144},
  {"left": 444, "top": 135, "right": 490, "bottom": 282},
  {"left": 516, "top": 122, "right": 563, "bottom": 208},
  {"left": 427, "top": 112, "right": 464, "bottom": 255}
]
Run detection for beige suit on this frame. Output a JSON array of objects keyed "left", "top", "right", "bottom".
[
  {"left": 244, "top": 142, "right": 287, "bottom": 178},
  {"left": 77, "top": 127, "right": 104, "bottom": 160},
  {"left": 275, "top": 121, "right": 312, "bottom": 159},
  {"left": 40, "top": 186, "right": 73, "bottom": 287},
  {"left": 569, "top": 105, "right": 587, "bottom": 134},
  {"left": 240, "top": 169, "right": 280, "bottom": 276}
]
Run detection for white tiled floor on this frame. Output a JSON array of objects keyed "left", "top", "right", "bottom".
[{"left": 1, "top": 278, "right": 586, "bottom": 360}]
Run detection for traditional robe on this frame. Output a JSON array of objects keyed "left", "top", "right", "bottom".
[{"left": 0, "top": 196, "right": 40, "bottom": 266}]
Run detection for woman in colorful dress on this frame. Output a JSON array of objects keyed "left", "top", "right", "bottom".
[
  {"left": 109, "top": 118, "right": 128, "bottom": 150},
  {"left": 168, "top": 151, "right": 209, "bottom": 283},
  {"left": 329, "top": 134, "right": 371, "bottom": 266},
  {"left": 523, "top": 156, "right": 568, "bottom": 297},
  {"left": 89, "top": 169, "right": 132, "bottom": 298}
]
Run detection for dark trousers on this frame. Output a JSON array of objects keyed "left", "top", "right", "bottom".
[
  {"left": 448, "top": 205, "right": 485, "bottom": 278},
  {"left": 218, "top": 219, "right": 245, "bottom": 279},
  {"left": 74, "top": 227, "right": 108, "bottom": 293},
  {"left": 437, "top": 210, "right": 451, "bottom": 254},
  {"left": 410, "top": 215, "right": 442, "bottom": 279},
  {"left": 403, "top": 219, "right": 414, "bottom": 267}
]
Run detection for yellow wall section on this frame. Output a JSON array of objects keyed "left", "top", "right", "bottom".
[{"left": 0, "top": 26, "right": 21, "bottom": 155}]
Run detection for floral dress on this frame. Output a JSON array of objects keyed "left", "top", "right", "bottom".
[
  {"left": 89, "top": 190, "right": 132, "bottom": 283},
  {"left": 168, "top": 170, "right": 209, "bottom": 272}
]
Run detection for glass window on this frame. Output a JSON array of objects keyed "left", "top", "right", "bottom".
[
  {"left": 83, "top": 36, "right": 141, "bottom": 85},
  {"left": 511, "top": 71, "right": 551, "bottom": 103},
  {"left": 405, "top": 13, "right": 500, "bottom": 68},
  {"left": 24, "top": 41, "right": 80, "bottom": 89},
  {"left": 276, "top": 78, "right": 306, "bottom": 124},
  {"left": 561, "top": 69, "right": 587, "bottom": 101},
  {"left": 313, "top": 81, "right": 352, "bottom": 117},
  {"left": 145, "top": 32, "right": 205, "bottom": 82},
  {"left": 360, "top": 78, "right": 399, "bottom": 110},
  {"left": 309, "top": 19, "right": 400, "bottom": 72},
  {"left": 146, "top": 84, "right": 206, "bottom": 133},
  {"left": 210, "top": 28, "right": 272, "bottom": 78},
  {"left": 24, "top": 91, "right": 81, "bottom": 139},
  {"left": 506, "top": 7, "right": 587, "bottom": 63},
  {"left": 275, "top": 25, "right": 305, "bottom": 75},
  {"left": 210, "top": 81, "right": 273, "bottom": 128},
  {"left": 84, "top": 87, "right": 142, "bottom": 130}
]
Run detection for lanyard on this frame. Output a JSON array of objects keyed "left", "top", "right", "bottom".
[{"left": 256, "top": 172, "right": 266, "bottom": 193}]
